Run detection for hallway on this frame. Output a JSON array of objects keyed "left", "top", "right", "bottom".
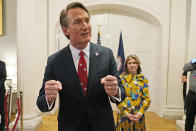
[{"left": 37, "top": 111, "right": 177, "bottom": 131}]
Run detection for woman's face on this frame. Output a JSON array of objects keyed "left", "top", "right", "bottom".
[{"left": 127, "top": 58, "right": 138, "bottom": 75}]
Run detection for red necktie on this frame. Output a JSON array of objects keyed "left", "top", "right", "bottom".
[{"left": 78, "top": 51, "right": 88, "bottom": 96}]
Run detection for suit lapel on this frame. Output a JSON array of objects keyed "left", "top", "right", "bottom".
[
  {"left": 63, "top": 46, "right": 86, "bottom": 100},
  {"left": 87, "top": 43, "right": 99, "bottom": 98}
]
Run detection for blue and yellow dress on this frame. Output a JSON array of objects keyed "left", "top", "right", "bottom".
[{"left": 116, "top": 74, "right": 151, "bottom": 131}]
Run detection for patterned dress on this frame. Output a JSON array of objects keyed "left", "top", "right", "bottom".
[{"left": 116, "top": 74, "right": 151, "bottom": 131}]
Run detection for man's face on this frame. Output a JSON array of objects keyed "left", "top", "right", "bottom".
[{"left": 64, "top": 8, "right": 91, "bottom": 47}]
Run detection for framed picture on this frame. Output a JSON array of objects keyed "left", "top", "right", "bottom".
[{"left": 0, "top": 0, "right": 2, "bottom": 35}]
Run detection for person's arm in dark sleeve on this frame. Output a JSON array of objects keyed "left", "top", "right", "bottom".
[
  {"left": 108, "top": 49, "right": 125, "bottom": 104},
  {"left": 36, "top": 58, "right": 56, "bottom": 112},
  {"left": 0, "top": 62, "right": 7, "bottom": 85},
  {"left": 183, "top": 58, "right": 196, "bottom": 72}
]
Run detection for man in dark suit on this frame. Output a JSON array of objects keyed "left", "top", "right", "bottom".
[
  {"left": 183, "top": 58, "right": 196, "bottom": 131},
  {"left": 181, "top": 71, "right": 187, "bottom": 102},
  {"left": 37, "top": 2, "right": 124, "bottom": 131},
  {"left": 0, "top": 60, "right": 7, "bottom": 131}
]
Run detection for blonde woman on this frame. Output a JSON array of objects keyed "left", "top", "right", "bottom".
[{"left": 116, "top": 55, "right": 151, "bottom": 131}]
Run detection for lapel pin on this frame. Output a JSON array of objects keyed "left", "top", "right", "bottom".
[{"left": 95, "top": 52, "right": 99, "bottom": 56}]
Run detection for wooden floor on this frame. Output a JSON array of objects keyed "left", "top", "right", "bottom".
[{"left": 36, "top": 111, "right": 177, "bottom": 131}]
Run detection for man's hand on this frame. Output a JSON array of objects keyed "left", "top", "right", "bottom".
[
  {"left": 45, "top": 80, "right": 62, "bottom": 104},
  {"left": 101, "top": 75, "right": 118, "bottom": 96},
  {"left": 182, "top": 75, "right": 187, "bottom": 83}
]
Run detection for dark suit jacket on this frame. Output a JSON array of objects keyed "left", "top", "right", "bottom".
[
  {"left": 0, "top": 60, "right": 6, "bottom": 94},
  {"left": 37, "top": 43, "right": 124, "bottom": 131}
]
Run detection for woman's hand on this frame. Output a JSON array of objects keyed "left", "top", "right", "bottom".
[
  {"left": 132, "top": 113, "right": 142, "bottom": 122},
  {"left": 127, "top": 113, "right": 135, "bottom": 121}
]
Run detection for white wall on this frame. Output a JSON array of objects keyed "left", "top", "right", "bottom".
[
  {"left": 89, "top": 10, "right": 162, "bottom": 113},
  {"left": 0, "top": 0, "right": 17, "bottom": 84},
  {"left": 165, "top": 0, "right": 186, "bottom": 112},
  {"left": 188, "top": 0, "right": 196, "bottom": 59}
]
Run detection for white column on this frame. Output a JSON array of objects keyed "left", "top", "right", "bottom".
[
  {"left": 163, "top": 0, "right": 186, "bottom": 118},
  {"left": 15, "top": 0, "right": 48, "bottom": 130},
  {"left": 48, "top": 0, "right": 57, "bottom": 55},
  {"left": 188, "top": 0, "right": 196, "bottom": 59}
]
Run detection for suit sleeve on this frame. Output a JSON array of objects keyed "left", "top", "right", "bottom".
[
  {"left": 0, "top": 62, "right": 7, "bottom": 86},
  {"left": 36, "top": 58, "right": 56, "bottom": 112},
  {"left": 107, "top": 49, "right": 125, "bottom": 104}
]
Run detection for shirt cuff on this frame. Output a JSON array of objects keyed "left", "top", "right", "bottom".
[
  {"left": 45, "top": 95, "right": 54, "bottom": 110},
  {"left": 111, "top": 87, "right": 121, "bottom": 102}
]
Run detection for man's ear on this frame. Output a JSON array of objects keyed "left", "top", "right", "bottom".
[{"left": 62, "top": 26, "right": 69, "bottom": 36}]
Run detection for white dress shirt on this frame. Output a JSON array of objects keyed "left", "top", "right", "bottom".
[{"left": 69, "top": 43, "right": 90, "bottom": 74}]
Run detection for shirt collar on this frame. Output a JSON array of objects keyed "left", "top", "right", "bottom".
[{"left": 69, "top": 42, "right": 90, "bottom": 58}]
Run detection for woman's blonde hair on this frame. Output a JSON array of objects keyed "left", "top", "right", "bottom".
[{"left": 123, "top": 54, "right": 142, "bottom": 75}]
